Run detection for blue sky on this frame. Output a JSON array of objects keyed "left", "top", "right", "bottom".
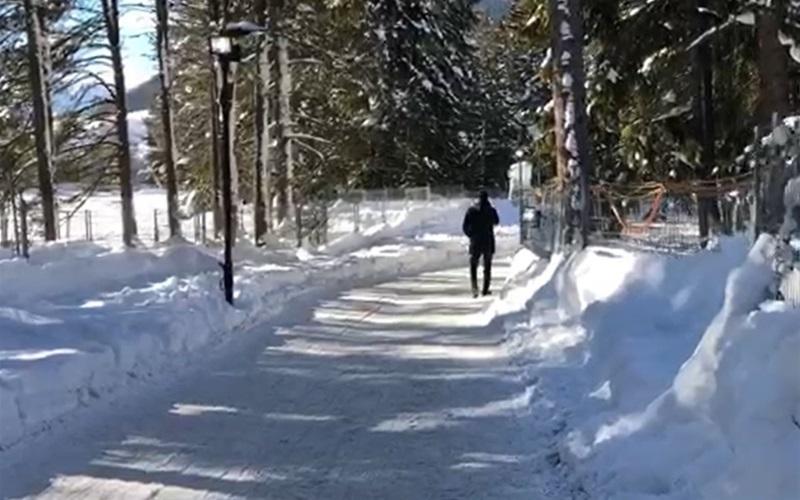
[{"left": 119, "top": 8, "right": 156, "bottom": 89}]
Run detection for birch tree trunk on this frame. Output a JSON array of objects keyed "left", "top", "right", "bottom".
[
  {"left": 101, "top": 0, "right": 138, "bottom": 247},
  {"left": 156, "top": 0, "right": 181, "bottom": 239},
  {"left": 549, "top": 0, "right": 592, "bottom": 248},
  {"left": 23, "top": 0, "right": 57, "bottom": 241}
]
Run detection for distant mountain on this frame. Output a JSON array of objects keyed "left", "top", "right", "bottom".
[{"left": 127, "top": 76, "right": 159, "bottom": 112}]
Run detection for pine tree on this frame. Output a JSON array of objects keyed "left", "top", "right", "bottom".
[{"left": 366, "top": 0, "right": 482, "bottom": 187}]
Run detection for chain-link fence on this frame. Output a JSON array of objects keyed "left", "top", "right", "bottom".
[{"left": 521, "top": 177, "right": 753, "bottom": 256}]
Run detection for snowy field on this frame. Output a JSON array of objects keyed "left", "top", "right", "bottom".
[{"left": 24, "top": 186, "right": 475, "bottom": 248}]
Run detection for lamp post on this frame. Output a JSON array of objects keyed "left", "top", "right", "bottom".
[{"left": 209, "top": 22, "right": 267, "bottom": 305}]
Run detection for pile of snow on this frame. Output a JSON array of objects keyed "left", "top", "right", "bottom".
[
  {"left": 506, "top": 236, "right": 799, "bottom": 499},
  {"left": 324, "top": 197, "right": 518, "bottom": 255},
  {"left": 0, "top": 196, "right": 517, "bottom": 449}
]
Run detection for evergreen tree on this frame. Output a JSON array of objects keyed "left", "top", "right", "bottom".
[{"left": 366, "top": 0, "right": 482, "bottom": 187}]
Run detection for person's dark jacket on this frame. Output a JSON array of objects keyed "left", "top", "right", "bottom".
[{"left": 463, "top": 201, "right": 500, "bottom": 255}]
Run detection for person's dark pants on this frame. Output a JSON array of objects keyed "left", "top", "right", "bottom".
[{"left": 470, "top": 251, "right": 493, "bottom": 295}]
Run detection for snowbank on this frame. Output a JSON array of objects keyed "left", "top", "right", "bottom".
[
  {"left": 507, "top": 236, "right": 799, "bottom": 499},
  {"left": 0, "top": 198, "right": 511, "bottom": 449},
  {"left": 323, "top": 197, "right": 518, "bottom": 255}
]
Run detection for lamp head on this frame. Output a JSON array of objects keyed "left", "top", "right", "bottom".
[{"left": 209, "top": 35, "right": 233, "bottom": 56}]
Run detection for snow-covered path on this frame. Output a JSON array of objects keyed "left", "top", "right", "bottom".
[{"left": 1, "top": 262, "right": 562, "bottom": 499}]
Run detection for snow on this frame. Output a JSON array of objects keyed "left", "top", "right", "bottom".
[
  {"left": 505, "top": 236, "right": 800, "bottom": 499},
  {"left": 0, "top": 243, "right": 587, "bottom": 499},
  {"left": 507, "top": 161, "right": 533, "bottom": 198},
  {"left": 0, "top": 195, "right": 518, "bottom": 450},
  {"left": 734, "top": 11, "right": 755, "bottom": 26},
  {"left": 5, "top": 178, "right": 796, "bottom": 499}
]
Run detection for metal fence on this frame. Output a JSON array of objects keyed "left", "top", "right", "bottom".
[
  {"left": 0, "top": 185, "right": 479, "bottom": 254},
  {"left": 521, "top": 177, "right": 753, "bottom": 256}
]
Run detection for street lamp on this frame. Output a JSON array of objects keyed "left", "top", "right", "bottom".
[{"left": 209, "top": 22, "right": 267, "bottom": 305}]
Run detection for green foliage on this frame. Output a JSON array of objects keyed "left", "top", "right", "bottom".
[
  {"left": 144, "top": 0, "right": 540, "bottom": 202},
  {"left": 510, "top": 0, "right": 799, "bottom": 185}
]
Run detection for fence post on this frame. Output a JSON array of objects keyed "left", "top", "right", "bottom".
[
  {"left": 65, "top": 211, "right": 71, "bottom": 240},
  {"left": 86, "top": 210, "right": 93, "bottom": 241},
  {"left": 10, "top": 192, "right": 19, "bottom": 255},
  {"left": 519, "top": 162, "right": 525, "bottom": 245},
  {"left": 353, "top": 202, "right": 360, "bottom": 233},
  {"left": 382, "top": 188, "right": 388, "bottom": 224},
  {"left": 202, "top": 211, "right": 207, "bottom": 244},
  {"left": 19, "top": 194, "right": 29, "bottom": 259},
  {"left": 750, "top": 127, "right": 762, "bottom": 243},
  {"left": 153, "top": 209, "right": 160, "bottom": 243},
  {"left": 0, "top": 202, "right": 7, "bottom": 248},
  {"left": 296, "top": 203, "right": 303, "bottom": 248}
]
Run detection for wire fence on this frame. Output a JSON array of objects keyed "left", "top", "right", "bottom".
[
  {"left": 521, "top": 176, "right": 754, "bottom": 256},
  {"left": 0, "top": 185, "right": 484, "bottom": 254}
]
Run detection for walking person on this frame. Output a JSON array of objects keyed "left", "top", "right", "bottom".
[{"left": 462, "top": 190, "right": 500, "bottom": 298}]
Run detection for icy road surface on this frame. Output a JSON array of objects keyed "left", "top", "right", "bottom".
[{"left": 1, "top": 262, "right": 567, "bottom": 499}]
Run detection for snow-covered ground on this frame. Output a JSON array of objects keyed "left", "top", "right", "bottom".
[
  {"left": 0, "top": 194, "right": 519, "bottom": 450},
  {"left": 504, "top": 236, "right": 800, "bottom": 499},
  {"left": 0, "top": 260, "right": 585, "bottom": 500},
  {"left": 44, "top": 185, "right": 486, "bottom": 248},
  {"left": 4, "top": 184, "right": 796, "bottom": 499}
]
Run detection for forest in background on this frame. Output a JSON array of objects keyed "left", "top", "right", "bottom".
[{"left": 2, "top": 0, "right": 799, "bottom": 246}]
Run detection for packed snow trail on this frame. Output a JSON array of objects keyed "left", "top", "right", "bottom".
[{"left": 0, "top": 261, "right": 567, "bottom": 499}]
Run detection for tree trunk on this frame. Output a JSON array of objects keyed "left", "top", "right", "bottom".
[
  {"left": 19, "top": 193, "right": 29, "bottom": 259},
  {"left": 757, "top": 6, "right": 790, "bottom": 126},
  {"left": 695, "top": 0, "right": 717, "bottom": 248},
  {"left": 278, "top": 32, "right": 294, "bottom": 224},
  {"left": 156, "top": 0, "right": 181, "bottom": 239},
  {"left": 549, "top": 0, "right": 592, "bottom": 248},
  {"left": 269, "top": 0, "right": 290, "bottom": 226},
  {"left": 208, "top": 0, "right": 223, "bottom": 238},
  {"left": 757, "top": 3, "right": 791, "bottom": 233},
  {"left": 101, "top": 0, "right": 137, "bottom": 247},
  {"left": 253, "top": 0, "right": 271, "bottom": 243},
  {"left": 23, "top": 0, "right": 57, "bottom": 241}
]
